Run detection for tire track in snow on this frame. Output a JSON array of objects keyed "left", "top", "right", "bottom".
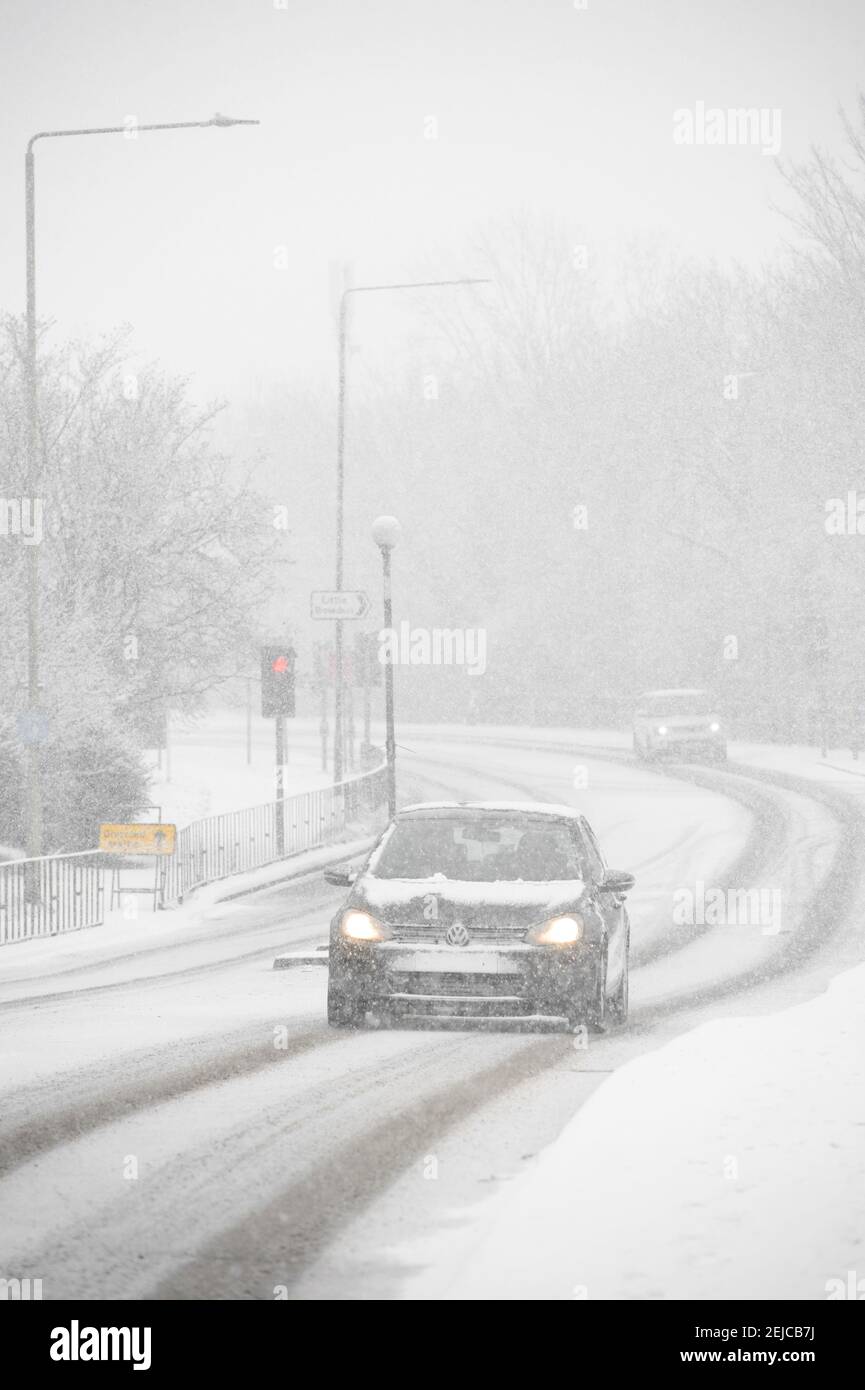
[
  {"left": 148, "top": 747, "right": 848, "bottom": 1297},
  {"left": 1, "top": 738, "right": 855, "bottom": 1300},
  {"left": 0, "top": 1017, "right": 339, "bottom": 1177},
  {"left": 149, "top": 1033, "right": 573, "bottom": 1300}
]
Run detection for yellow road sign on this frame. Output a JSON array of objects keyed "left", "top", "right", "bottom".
[{"left": 99, "top": 823, "right": 177, "bottom": 855}]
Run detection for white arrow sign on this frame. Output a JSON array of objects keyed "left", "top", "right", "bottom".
[{"left": 310, "top": 590, "right": 371, "bottom": 620}]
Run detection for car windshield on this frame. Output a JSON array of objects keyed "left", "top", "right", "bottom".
[
  {"left": 645, "top": 693, "right": 714, "bottom": 717},
  {"left": 370, "top": 815, "right": 587, "bottom": 882}
]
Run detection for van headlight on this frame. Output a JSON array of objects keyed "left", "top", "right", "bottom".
[
  {"left": 531, "top": 914, "right": 584, "bottom": 945},
  {"left": 709, "top": 721, "right": 721, "bottom": 732},
  {"left": 340, "top": 910, "right": 385, "bottom": 941}
]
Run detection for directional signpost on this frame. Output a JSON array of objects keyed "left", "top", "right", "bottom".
[
  {"left": 99, "top": 820, "right": 177, "bottom": 912},
  {"left": 99, "top": 823, "right": 177, "bottom": 855},
  {"left": 311, "top": 590, "right": 370, "bottom": 621}
]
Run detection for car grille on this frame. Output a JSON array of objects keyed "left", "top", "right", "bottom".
[
  {"left": 388, "top": 922, "right": 529, "bottom": 944},
  {"left": 384, "top": 969, "right": 535, "bottom": 1018},
  {"left": 386, "top": 970, "right": 529, "bottom": 999}
]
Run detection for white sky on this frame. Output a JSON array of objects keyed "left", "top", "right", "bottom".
[{"left": 1, "top": 0, "right": 863, "bottom": 402}]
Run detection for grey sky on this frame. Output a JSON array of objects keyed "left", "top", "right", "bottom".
[{"left": 1, "top": 0, "right": 863, "bottom": 403}]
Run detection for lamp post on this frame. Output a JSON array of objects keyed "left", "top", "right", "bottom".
[
  {"left": 371, "top": 515, "right": 402, "bottom": 820},
  {"left": 22, "top": 113, "right": 259, "bottom": 859},
  {"left": 332, "top": 275, "right": 490, "bottom": 785}
]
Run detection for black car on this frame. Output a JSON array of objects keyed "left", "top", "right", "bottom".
[{"left": 324, "top": 801, "right": 634, "bottom": 1030}]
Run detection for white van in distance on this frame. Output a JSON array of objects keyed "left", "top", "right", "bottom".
[{"left": 633, "top": 688, "right": 727, "bottom": 762}]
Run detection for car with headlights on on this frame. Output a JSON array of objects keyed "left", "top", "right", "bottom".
[
  {"left": 323, "top": 802, "right": 634, "bottom": 1030},
  {"left": 633, "top": 688, "right": 726, "bottom": 762}
]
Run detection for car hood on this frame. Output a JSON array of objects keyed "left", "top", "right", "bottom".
[{"left": 351, "top": 874, "right": 586, "bottom": 928}]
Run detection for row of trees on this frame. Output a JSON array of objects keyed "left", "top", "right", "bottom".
[
  {"left": 0, "top": 326, "right": 283, "bottom": 850},
  {"left": 5, "top": 98, "right": 865, "bottom": 854},
  {"left": 245, "top": 101, "right": 865, "bottom": 743}
]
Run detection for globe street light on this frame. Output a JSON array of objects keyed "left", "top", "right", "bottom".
[{"left": 371, "top": 515, "right": 402, "bottom": 819}]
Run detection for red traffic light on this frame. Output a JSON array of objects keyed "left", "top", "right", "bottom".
[{"left": 261, "top": 644, "right": 296, "bottom": 718}]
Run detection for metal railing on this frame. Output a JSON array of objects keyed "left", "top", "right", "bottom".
[
  {"left": 0, "top": 850, "right": 105, "bottom": 946},
  {"left": 156, "top": 762, "right": 389, "bottom": 906},
  {"left": 0, "top": 762, "right": 389, "bottom": 944}
]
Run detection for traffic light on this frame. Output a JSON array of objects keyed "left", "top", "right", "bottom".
[{"left": 261, "top": 645, "right": 296, "bottom": 718}]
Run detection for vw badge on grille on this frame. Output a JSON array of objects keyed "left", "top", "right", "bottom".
[{"left": 445, "top": 922, "right": 470, "bottom": 947}]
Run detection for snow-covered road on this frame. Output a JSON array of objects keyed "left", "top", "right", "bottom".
[{"left": 0, "top": 732, "right": 860, "bottom": 1300}]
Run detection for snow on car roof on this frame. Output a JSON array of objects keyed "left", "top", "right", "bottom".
[{"left": 398, "top": 800, "right": 582, "bottom": 819}]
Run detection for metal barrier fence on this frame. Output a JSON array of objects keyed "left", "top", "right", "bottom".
[
  {"left": 0, "top": 851, "right": 105, "bottom": 946},
  {"left": 156, "top": 762, "right": 389, "bottom": 906},
  {"left": 0, "top": 763, "right": 389, "bottom": 944}
]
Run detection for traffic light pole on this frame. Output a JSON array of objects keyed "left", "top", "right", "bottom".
[{"left": 275, "top": 714, "right": 285, "bottom": 855}]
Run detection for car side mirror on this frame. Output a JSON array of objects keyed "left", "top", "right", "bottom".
[
  {"left": 600, "top": 869, "right": 635, "bottom": 895},
  {"left": 324, "top": 867, "right": 356, "bottom": 888}
]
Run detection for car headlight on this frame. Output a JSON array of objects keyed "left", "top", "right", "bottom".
[
  {"left": 657, "top": 725, "right": 668, "bottom": 735},
  {"left": 340, "top": 910, "right": 385, "bottom": 941},
  {"left": 532, "top": 914, "right": 584, "bottom": 945},
  {"left": 709, "top": 721, "right": 721, "bottom": 733}
]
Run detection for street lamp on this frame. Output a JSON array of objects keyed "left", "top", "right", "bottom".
[
  {"left": 332, "top": 275, "right": 491, "bottom": 785},
  {"left": 372, "top": 515, "right": 402, "bottom": 819},
  {"left": 22, "top": 113, "right": 259, "bottom": 859}
]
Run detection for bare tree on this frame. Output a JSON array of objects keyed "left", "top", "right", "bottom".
[{"left": 0, "top": 319, "right": 287, "bottom": 751}]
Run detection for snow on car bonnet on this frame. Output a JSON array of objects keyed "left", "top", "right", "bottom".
[{"left": 361, "top": 877, "right": 586, "bottom": 910}]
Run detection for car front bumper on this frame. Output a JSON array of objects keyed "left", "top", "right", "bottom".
[
  {"left": 649, "top": 732, "right": 725, "bottom": 756},
  {"left": 329, "top": 938, "right": 600, "bottom": 1020}
]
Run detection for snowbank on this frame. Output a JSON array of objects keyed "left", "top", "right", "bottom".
[{"left": 407, "top": 960, "right": 865, "bottom": 1300}]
